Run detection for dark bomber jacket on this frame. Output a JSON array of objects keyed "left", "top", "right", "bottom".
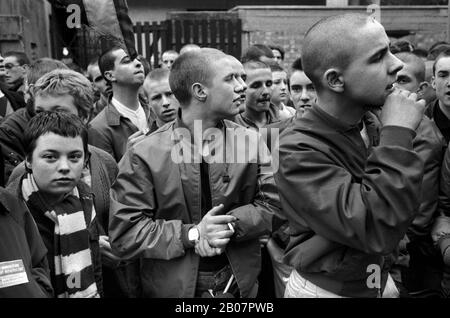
[{"left": 274, "top": 104, "right": 424, "bottom": 298}]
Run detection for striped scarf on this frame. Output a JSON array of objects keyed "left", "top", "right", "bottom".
[{"left": 21, "top": 173, "right": 99, "bottom": 298}]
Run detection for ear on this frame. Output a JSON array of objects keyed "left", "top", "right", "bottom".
[
  {"left": 324, "top": 69, "right": 344, "bottom": 93},
  {"left": 192, "top": 82, "right": 207, "bottom": 102},
  {"left": 104, "top": 70, "right": 115, "bottom": 83},
  {"left": 431, "top": 76, "right": 436, "bottom": 90},
  {"left": 25, "top": 158, "right": 32, "bottom": 173},
  {"left": 418, "top": 81, "right": 429, "bottom": 93}
]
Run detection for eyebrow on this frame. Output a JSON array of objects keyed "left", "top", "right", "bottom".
[
  {"left": 40, "top": 149, "right": 83, "bottom": 154},
  {"left": 369, "top": 45, "right": 388, "bottom": 60}
]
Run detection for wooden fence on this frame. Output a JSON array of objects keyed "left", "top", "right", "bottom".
[{"left": 70, "top": 16, "right": 242, "bottom": 69}]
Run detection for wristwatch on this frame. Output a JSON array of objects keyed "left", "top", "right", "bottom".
[{"left": 188, "top": 226, "right": 200, "bottom": 242}]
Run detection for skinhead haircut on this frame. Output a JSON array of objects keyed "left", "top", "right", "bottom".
[
  {"left": 395, "top": 51, "right": 426, "bottom": 83},
  {"left": 27, "top": 58, "right": 69, "bottom": 86},
  {"left": 269, "top": 62, "right": 285, "bottom": 73},
  {"left": 31, "top": 69, "right": 94, "bottom": 121},
  {"left": 241, "top": 44, "right": 274, "bottom": 63},
  {"left": 24, "top": 111, "right": 88, "bottom": 162},
  {"left": 4, "top": 51, "right": 30, "bottom": 66},
  {"left": 169, "top": 48, "right": 227, "bottom": 105},
  {"left": 243, "top": 60, "right": 270, "bottom": 72},
  {"left": 146, "top": 68, "right": 169, "bottom": 83},
  {"left": 301, "top": 13, "right": 372, "bottom": 90},
  {"left": 98, "top": 46, "right": 124, "bottom": 82},
  {"left": 163, "top": 50, "right": 178, "bottom": 56},
  {"left": 433, "top": 49, "right": 450, "bottom": 75}
]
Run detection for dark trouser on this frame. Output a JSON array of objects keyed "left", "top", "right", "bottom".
[
  {"left": 195, "top": 265, "right": 239, "bottom": 298},
  {"left": 114, "top": 259, "right": 143, "bottom": 298},
  {"left": 402, "top": 236, "right": 444, "bottom": 297}
]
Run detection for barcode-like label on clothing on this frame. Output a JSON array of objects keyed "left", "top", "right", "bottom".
[{"left": 0, "top": 259, "right": 29, "bottom": 289}]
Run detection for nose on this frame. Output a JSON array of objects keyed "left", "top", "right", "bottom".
[
  {"left": 236, "top": 77, "right": 247, "bottom": 93},
  {"left": 134, "top": 58, "right": 142, "bottom": 69},
  {"left": 161, "top": 94, "right": 170, "bottom": 107},
  {"left": 300, "top": 88, "right": 310, "bottom": 102},
  {"left": 389, "top": 52, "right": 404, "bottom": 75},
  {"left": 57, "top": 157, "right": 70, "bottom": 173}
]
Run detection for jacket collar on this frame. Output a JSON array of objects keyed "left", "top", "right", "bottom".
[
  {"left": 172, "top": 108, "right": 225, "bottom": 142},
  {"left": 238, "top": 103, "right": 280, "bottom": 129},
  {"left": 309, "top": 103, "right": 360, "bottom": 133},
  {"left": 104, "top": 96, "right": 151, "bottom": 127}
]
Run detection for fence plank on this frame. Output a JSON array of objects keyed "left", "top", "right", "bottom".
[
  {"left": 183, "top": 19, "right": 190, "bottom": 45},
  {"left": 235, "top": 19, "right": 242, "bottom": 60},
  {"left": 152, "top": 21, "right": 159, "bottom": 68},
  {"left": 144, "top": 21, "right": 150, "bottom": 61},
  {"left": 210, "top": 19, "right": 217, "bottom": 48},
  {"left": 161, "top": 20, "right": 168, "bottom": 52},
  {"left": 201, "top": 19, "right": 208, "bottom": 48},
  {"left": 193, "top": 20, "right": 200, "bottom": 45},
  {"left": 135, "top": 22, "right": 143, "bottom": 55},
  {"left": 219, "top": 19, "right": 226, "bottom": 52},
  {"left": 175, "top": 20, "right": 182, "bottom": 51},
  {"left": 227, "top": 20, "right": 234, "bottom": 57}
]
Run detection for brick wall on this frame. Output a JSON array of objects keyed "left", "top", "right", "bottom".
[{"left": 231, "top": 5, "right": 449, "bottom": 70}]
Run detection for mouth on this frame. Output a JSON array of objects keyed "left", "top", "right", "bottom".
[
  {"left": 233, "top": 95, "right": 246, "bottom": 106},
  {"left": 134, "top": 70, "right": 144, "bottom": 75},
  {"left": 163, "top": 109, "right": 175, "bottom": 115},
  {"left": 54, "top": 178, "right": 74, "bottom": 184}
]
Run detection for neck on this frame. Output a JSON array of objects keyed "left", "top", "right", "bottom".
[
  {"left": 243, "top": 107, "right": 268, "bottom": 127},
  {"left": 181, "top": 104, "right": 219, "bottom": 138},
  {"left": 112, "top": 84, "right": 140, "bottom": 111},
  {"left": 315, "top": 91, "right": 365, "bottom": 126},
  {"left": 439, "top": 100, "right": 450, "bottom": 120},
  {"left": 155, "top": 116, "right": 166, "bottom": 128}
]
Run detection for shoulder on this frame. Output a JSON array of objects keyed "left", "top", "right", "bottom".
[{"left": 88, "top": 107, "right": 109, "bottom": 129}]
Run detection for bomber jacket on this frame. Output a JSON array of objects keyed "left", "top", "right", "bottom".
[
  {"left": 0, "top": 108, "right": 32, "bottom": 181},
  {"left": 0, "top": 187, "right": 53, "bottom": 298},
  {"left": 274, "top": 104, "right": 424, "bottom": 298},
  {"left": 109, "top": 117, "right": 280, "bottom": 297},
  {"left": 88, "top": 97, "right": 154, "bottom": 162}
]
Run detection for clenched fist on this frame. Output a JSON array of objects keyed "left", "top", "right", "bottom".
[{"left": 380, "top": 88, "right": 426, "bottom": 131}]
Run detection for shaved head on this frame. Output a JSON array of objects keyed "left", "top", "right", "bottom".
[
  {"left": 395, "top": 52, "right": 425, "bottom": 83},
  {"left": 169, "top": 48, "right": 227, "bottom": 105},
  {"left": 302, "top": 13, "right": 373, "bottom": 90}
]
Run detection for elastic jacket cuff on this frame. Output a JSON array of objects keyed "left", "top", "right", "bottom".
[
  {"left": 379, "top": 126, "right": 416, "bottom": 149},
  {"left": 181, "top": 224, "right": 196, "bottom": 249}
]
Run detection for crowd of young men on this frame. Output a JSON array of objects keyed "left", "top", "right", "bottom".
[{"left": 1, "top": 12, "right": 450, "bottom": 298}]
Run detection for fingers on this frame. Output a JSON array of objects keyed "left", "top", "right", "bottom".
[
  {"left": 209, "top": 238, "right": 230, "bottom": 248},
  {"left": 206, "top": 204, "right": 225, "bottom": 216},
  {"left": 205, "top": 215, "right": 236, "bottom": 224}
]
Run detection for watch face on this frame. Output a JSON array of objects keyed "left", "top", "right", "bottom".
[{"left": 189, "top": 227, "right": 199, "bottom": 241}]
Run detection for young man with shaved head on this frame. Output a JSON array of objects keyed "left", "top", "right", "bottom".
[
  {"left": 383, "top": 51, "right": 447, "bottom": 296},
  {"left": 234, "top": 60, "right": 280, "bottom": 130},
  {"left": 275, "top": 14, "right": 426, "bottom": 298},
  {"left": 142, "top": 68, "right": 179, "bottom": 134},
  {"left": 425, "top": 50, "right": 450, "bottom": 143},
  {"left": 109, "top": 48, "right": 279, "bottom": 297}
]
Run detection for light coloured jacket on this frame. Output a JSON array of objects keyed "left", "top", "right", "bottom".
[{"left": 109, "top": 118, "right": 280, "bottom": 297}]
